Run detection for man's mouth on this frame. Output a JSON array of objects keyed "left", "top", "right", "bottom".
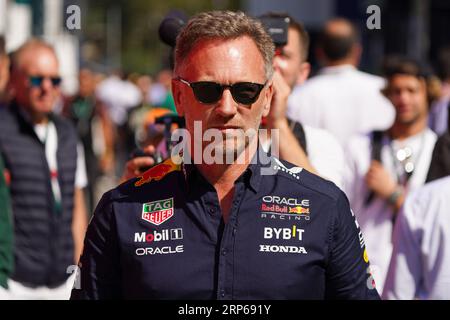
[{"left": 209, "top": 125, "right": 241, "bottom": 132}]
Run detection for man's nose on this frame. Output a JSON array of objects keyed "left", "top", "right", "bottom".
[
  {"left": 398, "top": 90, "right": 411, "bottom": 104},
  {"left": 214, "top": 88, "right": 238, "bottom": 117},
  {"left": 41, "top": 77, "right": 54, "bottom": 91}
]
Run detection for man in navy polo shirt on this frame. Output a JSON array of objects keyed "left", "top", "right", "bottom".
[{"left": 71, "top": 10, "right": 379, "bottom": 300}]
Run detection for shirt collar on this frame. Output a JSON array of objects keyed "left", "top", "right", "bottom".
[
  {"left": 182, "top": 145, "right": 270, "bottom": 194},
  {"left": 319, "top": 64, "right": 356, "bottom": 76}
]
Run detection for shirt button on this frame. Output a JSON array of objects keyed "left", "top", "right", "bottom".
[
  {"left": 208, "top": 207, "right": 215, "bottom": 215},
  {"left": 232, "top": 228, "right": 237, "bottom": 236},
  {"left": 220, "top": 289, "right": 226, "bottom": 298},
  {"left": 221, "top": 249, "right": 227, "bottom": 256}
]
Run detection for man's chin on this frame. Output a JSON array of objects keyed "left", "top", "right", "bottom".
[
  {"left": 33, "top": 104, "right": 54, "bottom": 114},
  {"left": 220, "top": 141, "right": 249, "bottom": 164}
]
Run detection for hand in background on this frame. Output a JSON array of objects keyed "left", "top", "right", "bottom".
[
  {"left": 121, "top": 145, "right": 156, "bottom": 182},
  {"left": 365, "top": 160, "right": 397, "bottom": 199}
]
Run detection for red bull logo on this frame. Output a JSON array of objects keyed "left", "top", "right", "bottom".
[
  {"left": 288, "top": 206, "right": 310, "bottom": 215},
  {"left": 261, "top": 203, "right": 288, "bottom": 213},
  {"left": 135, "top": 158, "right": 180, "bottom": 187}
]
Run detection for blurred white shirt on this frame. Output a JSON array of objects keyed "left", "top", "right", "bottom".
[
  {"left": 34, "top": 122, "right": 88, "bottom": 192},
  {"left": 342, "top": 128, "right": 437, "bottom": 293},
  {"left": 96, "top": 76, "right": 141, "bottom": 126},
  {"left": 262, "top": 124, "right": 345, "bottom": 189},
  {"left": 383, "top": 176, "right": 450, "bottom": 300},
  {"left": 303, "top": 125, "right": 345, "bottom": 189},
  {"left": 287, "top": 65, "right": 395, "bottom": 145}
]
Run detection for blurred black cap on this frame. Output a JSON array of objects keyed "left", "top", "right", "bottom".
[{"left": 158, "top": 10, "right": 188, "bottom": 48}]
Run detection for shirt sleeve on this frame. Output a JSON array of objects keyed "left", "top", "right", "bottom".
[
  {"left": 286, "top": 85, "right": 319, "bottom": 127},
  {"left": 70, "top": 191, "right": 122, "bottom": 299},
  {"left": 341, "top": 137, "right": 362, "bottom": 207},
  {"left": 325, "top": 191, "right": 380, "bottom": 299},
  {"left": 382, "top": 198, "right": 422, "bottom": 300}
]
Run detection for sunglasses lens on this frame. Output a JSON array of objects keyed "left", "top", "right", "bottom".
[
  {"left": 51, "top": 77, "right": 62, "bottom": 86},
  {"left": 232, "top": 83, "right": 262, "bottom": 104},
  {"left": 29, "top": 76, "right": 61, "bottom": 87},
  {"left": 185, "top": 79, "right": 264, "bottom": 105},
  {"left": 191, "top": 82, "right": 223, "bottom": 104},
  {"left": 30, "top": 76, "right": 43, "bottom": 87}
]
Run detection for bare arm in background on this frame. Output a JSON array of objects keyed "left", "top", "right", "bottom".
[
  {"left": 72, "top": 187, "right": 88, "bottom": 263},
  {"left": 265, "top": 70, "right": 318, "bottom": 174}
]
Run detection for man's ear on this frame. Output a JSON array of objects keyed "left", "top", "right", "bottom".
[
  {"left": 171, "top": 78, "right": 184, "bottom": 116},
  {"left": 262, "top": 81, "right": 273, "bottom": 117},
  {"left": 296, "top": 62, "right": 311, "bottom": 86}
]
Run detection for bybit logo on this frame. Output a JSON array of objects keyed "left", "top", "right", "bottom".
[{"left": 263, "top": 225, "right": 305, "bottom": 241}]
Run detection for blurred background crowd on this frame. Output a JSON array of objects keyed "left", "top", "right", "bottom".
[{"left": 1, "top": 0, "right": 450, "bottom": 299}]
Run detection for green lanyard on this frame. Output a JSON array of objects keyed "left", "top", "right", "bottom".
[{"left": 43, "top": 123, "right": 62, "bottom": 215}]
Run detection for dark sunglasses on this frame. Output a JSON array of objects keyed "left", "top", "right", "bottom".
[
  {"left": 29, "top": 76, "right": 62, "bottom": 87},
  {"left": 176, "top": 77, "right": 266, "bottom": 105}
]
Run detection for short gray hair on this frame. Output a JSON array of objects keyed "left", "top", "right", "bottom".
[{"left": 175, "top": 10, "right": 274, "bottom": 79}]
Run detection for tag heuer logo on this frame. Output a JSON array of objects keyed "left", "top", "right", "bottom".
[{"left": 142, "top": 198, "right": 174, "bottom": 225}]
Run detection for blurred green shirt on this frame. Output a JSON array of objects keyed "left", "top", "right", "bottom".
[{"left": 0, "top": 156, "right": 13, "bottom": 288}]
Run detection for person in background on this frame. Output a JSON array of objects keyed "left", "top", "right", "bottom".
[
  {"left": 95, "top": 70, "right": 141, "bottom": 178},
  {"left": 383, "top": 176, "right": 450, "bottom": 300},
  {"left": 287, "top": 18, "right": 395, "bottom": 145},
  {"left": 149, "top": 68, "right": 178, "bottom": 114},
  {"left": 425, "top": 47, "right": 450, "bottom": 182},
  {"left": 0, "top": 39, "right": 88, "bottom": 299},
  {"left": 0, "top": 36, "right": 13, "bottom": 290},
  {"left": 63, "top": 68, "right": 115, "bottom": 213},
  {"left": 342, "top": 56, "right": 437, "bottom": 294},
  {"left": 128, "top": 74, "right": 168, "bottom": 149},
  {"left": 260, "top": 12, "right": 345, "bottom": 188},
  {"left": 0, "top": 155, "right": 13, "bottom": 291},
  {"left": 426, "top": 110, "right": 450, "bottom": 182},
  {"left": 128, "top": 74, "right": 154, "bottom": 140},
  {"left": 428, "top": 46, "right": 450, "bottom": 136}
]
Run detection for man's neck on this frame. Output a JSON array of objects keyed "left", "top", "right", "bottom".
[
  {"left": 32, "top": 115, "right": 49, "bottom": 125},
  {"left": 18, "top": 104, "right": 49, "bottom": 125},
  {"left": 196, "top": 140, "right": 257, "bottom": 189},
  {"left": 324, "top": 59, "right": 356, "bottom": 68},
  {"left": 388, "top": 116, "right": 428, "bottom": 141},
  {"left": 195, "top": 139, "right": 258, "bottom": 223}
]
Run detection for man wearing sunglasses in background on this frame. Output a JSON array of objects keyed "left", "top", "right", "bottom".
[
  {"left": 0, "top": 35, "right": 13, "bottom": 292},
  {"left": 72, "top": 11, "right": 378, "bottom": 300},
  {"left": 0, "top": 39, "right": 88, "bottom": 299}
]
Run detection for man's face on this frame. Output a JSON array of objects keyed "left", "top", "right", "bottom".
[
  {"left": 79, "top": 69, "right": 95, "bottom": 97},
  {"left": 273, "top": 28, "right": 309, "bottom": 88},
  {"left": 12, "top": 48, "right": 60, "bottom": 118},
  {"left": 386, "top": 74, "right": 428, "bottom": 125},
  {"left": 173, "top": 36, "right": 273, "bottom": 160}
]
